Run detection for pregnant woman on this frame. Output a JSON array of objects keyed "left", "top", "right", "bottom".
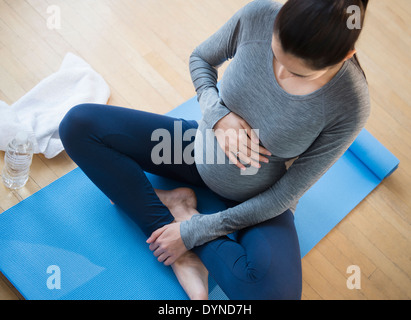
[{"left": 59, "top": 0, "right": 370, "bottom": 300}]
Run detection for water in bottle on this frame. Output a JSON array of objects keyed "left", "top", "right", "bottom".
[{"left": 2, "top": 131, "right": 34, "bottom": 189}]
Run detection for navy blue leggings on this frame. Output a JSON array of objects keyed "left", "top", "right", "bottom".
[{"left": 59, "top": 103, "right": 302, "bottom": 300}]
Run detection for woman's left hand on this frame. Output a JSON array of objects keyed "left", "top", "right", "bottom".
[{"left": 146, "top": 222, "right": 187, "bottom": 266}]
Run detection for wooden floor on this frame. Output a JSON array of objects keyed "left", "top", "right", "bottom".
[{"left": 0, "top": 0, "right": 410, "bottom": 300}]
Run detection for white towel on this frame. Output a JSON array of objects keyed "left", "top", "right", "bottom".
[{"left": 0, "top": 52, "right": 110, "bottom": 159}]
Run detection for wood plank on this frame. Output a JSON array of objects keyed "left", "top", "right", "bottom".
[
  {"left": 0, "top": 0, "right": 410, "bottom": 300},
  {"left": 337, "top": 216, "right": 411, "bottom": 299}
]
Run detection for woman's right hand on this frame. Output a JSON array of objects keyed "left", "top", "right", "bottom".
[{"left": 212, "top": 112, "right": 272, "bottom": 170}]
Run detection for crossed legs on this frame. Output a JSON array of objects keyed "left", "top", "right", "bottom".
[{"left": 59, "top": 103, "right": 302, "bottom": 300}]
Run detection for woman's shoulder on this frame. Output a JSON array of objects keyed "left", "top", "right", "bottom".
[
  {"left": 339, "top": 59, "right": 370, "bottom": 107},
  {"left": 323, "top": 59, "right": 371, "bottom": 128},
  {"left": 236, "top": 0, "right": 283, "bottom": 42}
]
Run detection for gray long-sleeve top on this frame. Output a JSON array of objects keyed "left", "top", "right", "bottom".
[{"left": 180, "top": 0, "right": 371, "bottom": 250}]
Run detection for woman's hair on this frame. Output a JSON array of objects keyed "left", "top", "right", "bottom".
[{"left": 274, "top": 0, "right": 368, "bottom": 73}]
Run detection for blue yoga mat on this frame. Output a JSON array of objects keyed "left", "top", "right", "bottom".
[{"left": 0, "top": 96, "right": 399, "bottom": 300}]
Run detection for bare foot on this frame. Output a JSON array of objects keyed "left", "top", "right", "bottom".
[
  {"left": 154, "top": 187, "right": 209, "bottom": 300},
  {"left": 172, "top": 250, "right": 209, "bottom": 300},
  {"left": 154, "top": 187, "right": 199, "bottom": 222},
  {"left": 109, "top": 187, "right": 197, "bottom": 216}
]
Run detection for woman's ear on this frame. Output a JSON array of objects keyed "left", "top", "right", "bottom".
[{"left": 344, "top": 49, "right": 357, "bottom": 61}]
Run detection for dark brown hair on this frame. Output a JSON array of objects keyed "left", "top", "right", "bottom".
[{"left": 274, "top": 0, "right": 368, "bottom": 72}]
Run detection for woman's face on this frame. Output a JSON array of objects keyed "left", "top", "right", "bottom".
[{"left": 271, "top": 33, "right": 330, "bottom": 81}]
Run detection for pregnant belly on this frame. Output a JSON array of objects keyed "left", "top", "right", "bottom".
[
  {"left": 195, "top": 159, "right": 287, "bottom": 202},
  {"left": 194, "top": 122, "right": 287, "bottom": 201}
]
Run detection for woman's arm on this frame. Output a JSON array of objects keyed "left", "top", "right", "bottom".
[
  {"left": 190, "top": 3, "right": 272, "bottom": 170},
  {"left": 180, "top": 106, "right": 370, "bottom": 250},
  {"left": 189, "top": 3, "right": 246, "bottom": 129}
]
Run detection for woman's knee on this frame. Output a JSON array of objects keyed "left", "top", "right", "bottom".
[{"left": 59, "top": 103, "right": 100, "bottom": 148}]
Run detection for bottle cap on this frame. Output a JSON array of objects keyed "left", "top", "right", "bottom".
[{"left": 15, "top": 131, "right": 29, "bottom": 145}]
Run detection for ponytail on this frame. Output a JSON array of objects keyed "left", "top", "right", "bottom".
[
  {"left": 353, "top": 0, "right": 369, "bottom": 79},
  {"left": 361, "top": 0, "right": 369, "bottom": 11}
]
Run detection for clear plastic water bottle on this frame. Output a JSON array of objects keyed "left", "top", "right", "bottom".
[{"left": 2, "top": 131, "right": 34, "bottom": 189}]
